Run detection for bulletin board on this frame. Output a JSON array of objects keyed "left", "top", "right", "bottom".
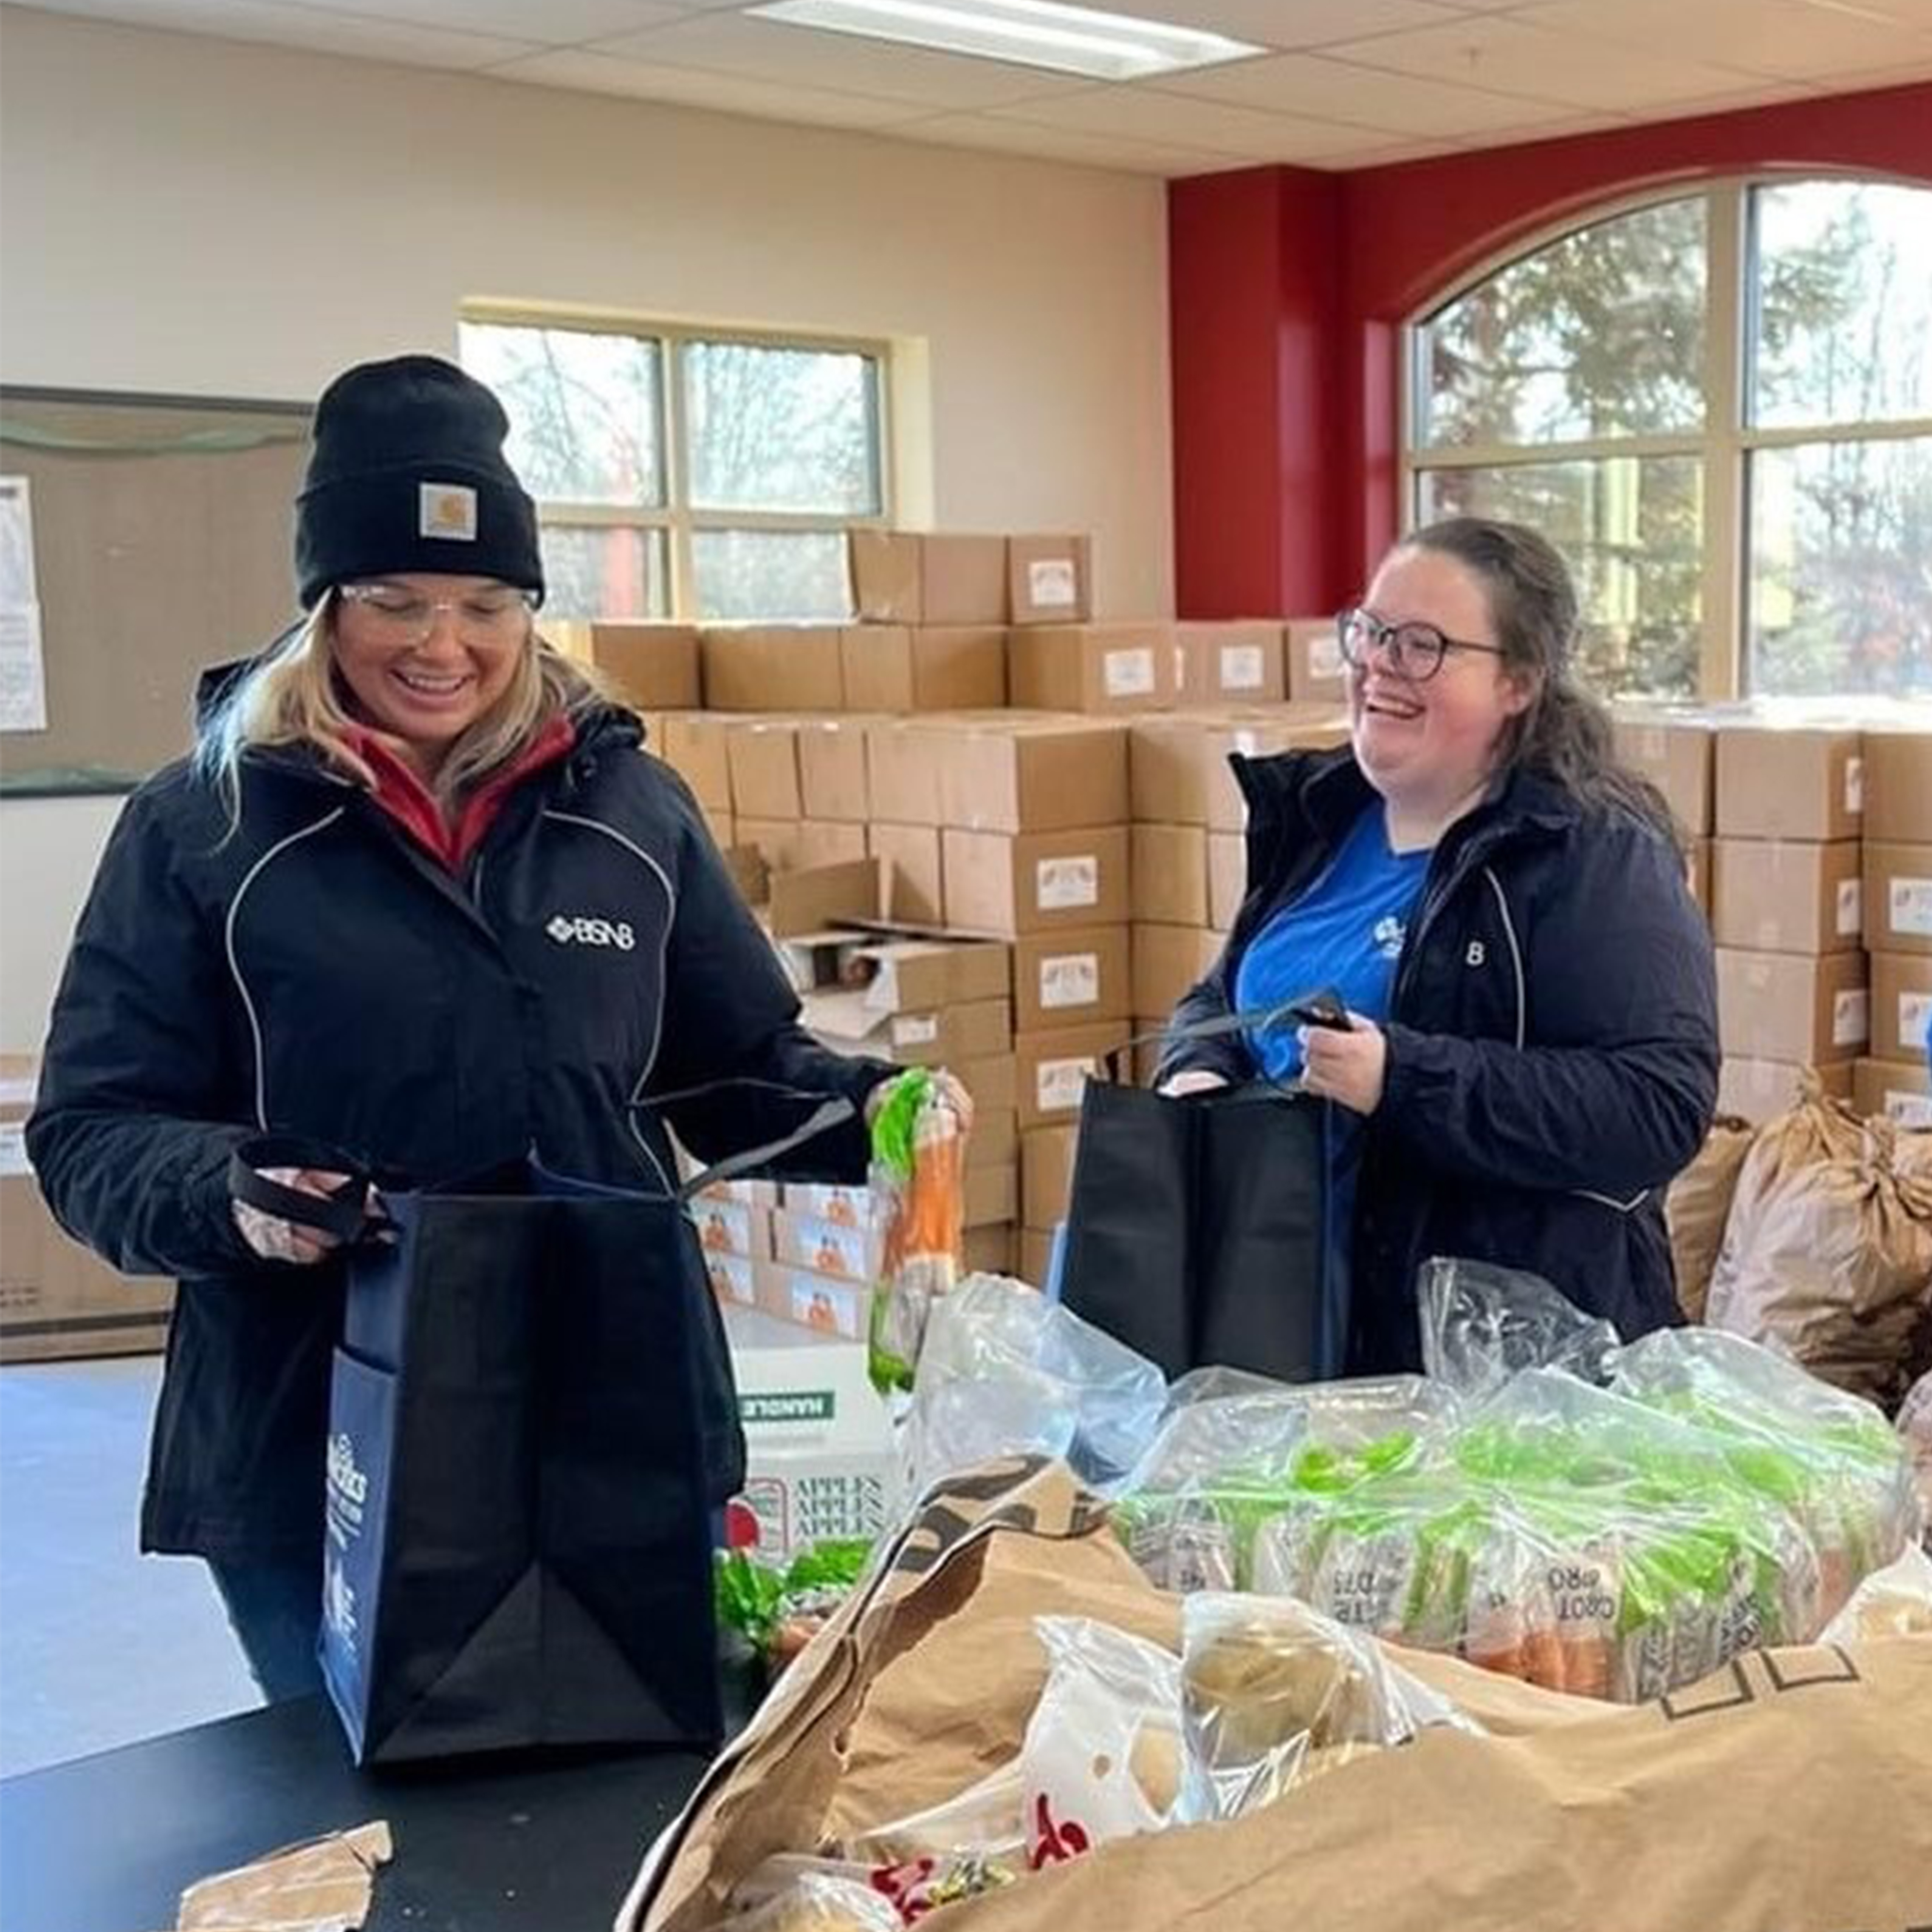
[{"left": 0, "top": 386, "right": 313, "bottom": 795}]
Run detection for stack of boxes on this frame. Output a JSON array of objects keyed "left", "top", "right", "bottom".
[{"left": 1860, "top": 732, "right": 1932, "bottom": 1126}]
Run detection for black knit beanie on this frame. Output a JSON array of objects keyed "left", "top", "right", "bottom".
[{"left": 293, "top": 355, "right": 544, "bottom": 610}]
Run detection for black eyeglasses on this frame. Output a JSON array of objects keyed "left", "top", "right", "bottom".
[{"left": 1336, "top": 608, "right": 1507, "bottom": 683}]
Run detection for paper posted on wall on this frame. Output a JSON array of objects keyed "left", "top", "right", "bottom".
[{"left": 0, "top": 478, "right": 46, "bottom": 734}]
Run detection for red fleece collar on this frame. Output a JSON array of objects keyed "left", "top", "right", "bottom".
[{"left": 346, "top": 714, "right": 576, "bottom": 870}]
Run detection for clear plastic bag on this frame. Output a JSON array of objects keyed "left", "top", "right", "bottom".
[
  {"left": 1019, "top": 1618, "right": 1182, "bottom": 1870},
  {"left": 1177, "top": 1593, "right": 1476, "bottom": 1823},
  {"left": 1418, "top": 1256, "right": 1620, "bottom": 1400},
  {"left": 843, "top": 1762, "right": 1025, "bottom": 1870},
  {"left": 1899, "top": 1371, "right": 1932, "bottom": 1553},
  {"left": 867, "top": 1069, "right": 966, "bottom": 1394},
  {"left": 1818, "top": 1541, "right": 1932, "bottom": 1643},
  {"left": 900, "top": 1275, "right": 1167, "bottom": 1500},
  {"left": 704, "top": 1865, "right": 903, "bottom": 1931}
]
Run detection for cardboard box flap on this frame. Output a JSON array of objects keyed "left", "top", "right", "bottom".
[{"left": 766, "top": 861, "right": 886, "bottom": 940}]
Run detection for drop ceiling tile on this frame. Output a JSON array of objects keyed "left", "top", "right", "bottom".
[
  {"left": 14, "top": 0, "right": 540, "bottom": 64},
  {"left": 1091, "top": 0, "right": 1458, "bottom": 50},
  {"left": 299, "top": 0, "right": 689, "bottom": 42},
  {"left": 1516, "top": 0, "right": 1932, "bottom": 80},
  {"left": 989, "top": 82, "right": 1392, "bottom": 160},
  {"left": 894, "top": 112, "right": 1243, "bottom": 176},
  {"left": 1321, "top": 14, "right": 1766, "bottom": 109},
  {"left": 493, "top": 46, "right": 932, "bottom": 126},
  {"left": 582, "top": 9, "right": 1091, "bottom": 109},
  {"left": 1159, "top": 50, "right": 1586, "bottom": 134}
]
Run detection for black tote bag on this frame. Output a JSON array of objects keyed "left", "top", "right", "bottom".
[
  {"left": 231, "top": 1097, "right": 851, "bottom": 1766},
  {"left": 1057, "top": 1005, "right": 1340, "bottom": 1383}
]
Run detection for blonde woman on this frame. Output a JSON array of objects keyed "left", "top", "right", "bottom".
[{"left": 28, "top": 356, "right": 898, "bottom": 1697}]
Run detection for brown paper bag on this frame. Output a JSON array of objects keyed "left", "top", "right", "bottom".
[
  {"left": 1665, "top": 1115, "right": 1757, "bottom": 1321},
  {"left": 1705, "top": 1082, "right": 1932, "bottom": 1407},
  {"left": 624, "top": 1461, "right": 1932, "bottom": 1932}
]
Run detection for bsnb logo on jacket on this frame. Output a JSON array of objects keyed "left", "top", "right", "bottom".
[{"left": 545, "top": 913, "right": 636, "bottom": 950}]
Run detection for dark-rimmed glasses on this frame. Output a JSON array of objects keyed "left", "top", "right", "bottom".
[{"left": 1336, "top": 607, "right": 1506, "bottom": 682}]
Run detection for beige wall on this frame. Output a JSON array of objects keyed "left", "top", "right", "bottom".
[{"left": 0, "top": 6, "right": 1174, "bottom": 1048}]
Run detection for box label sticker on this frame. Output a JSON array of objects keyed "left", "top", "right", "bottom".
[
  {"left": 1889, "top": 875, "right": 1932, "bottom": 938},
  {"left": 1040, "top": 952, "right": 1101, "bottom": 1010},
  {"left": 1885, "top": 1090, "right": 1932, "bottom": 1130},
  {"left": 1103, "top": 648, "right": 1155, "bottom": 698},
  {"left": 791, "top": 1183, "right": 869, "bottom": 1226},
  {"left": 1845, "top": 754, "right": 1865, "bottom": 815},
  {"left": 892, "top": 1012, "right": 941, "bottom": 1047},
  {"left": 1028, "top": 558, "right": 1078, "bottom": 609},
  {"left": 706, "top": 1252, "right": 754, "bottom": 1306},
  {"left": 1037, "top": 855, "right": 1100, "bottom": 911},
  {"left": 0, "top": 1121, "right": 28, "bottom": 1179},
  {"left": 1307, "top": 633, "right": 1344, "bottom": 679},
  {"left": 790, "top": 1276, "right": 864, "bottom": 1340},
  {"left": 1901, "top": 992, "right": 1932, "bottom": 1051},
  {"left": 1219, "top": 644, "right": 1265, "bottom": 691},
  {"left": 1036, "top": 1055, "right": 1099, "bottom": 1112},
  {"left": 1832, "top": 988, "right": 1869, "bottom": 1048},
  {"left": 1837, "top": 878, "right": 1863, "bottom": 938},
  {"left": 695, "top": 1200, "right": 752, "bottom": 1255}
]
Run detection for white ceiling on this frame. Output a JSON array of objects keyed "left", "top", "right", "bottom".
[{"left": 16, "top": 0, "right": 1932, "bottom": 173}]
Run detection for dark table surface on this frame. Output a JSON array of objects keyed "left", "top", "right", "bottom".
[{"left": 0, "top": 1693, "right": 712, "bottom": 1932}]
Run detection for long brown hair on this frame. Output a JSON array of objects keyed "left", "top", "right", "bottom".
[{"left": 1399, "top": 516, "right": 1681, "bottom": 845}]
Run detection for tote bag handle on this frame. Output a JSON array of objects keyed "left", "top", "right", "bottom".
[{"left": 1101, "top": 988, "right": 1351, "bottom": 1084}]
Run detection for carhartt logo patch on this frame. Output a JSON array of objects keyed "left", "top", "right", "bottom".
[{"left": 419, "top": 481, "right": 478, "bottom": 540}]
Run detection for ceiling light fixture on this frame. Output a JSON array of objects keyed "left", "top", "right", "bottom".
[{"left": 747, "top": 0, "right": 1265, "bottom": 83}]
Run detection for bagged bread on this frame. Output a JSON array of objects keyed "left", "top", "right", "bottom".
[
  {"left": 1705, "top": 1082, "right": 1932, "bottom": 1408},
  {"left": 1901, "top": 1371, "right": 1932, "bottom": 1548},
  {"left": 1666, "top": 1116, "right": 1757, "bottom": 1321}
]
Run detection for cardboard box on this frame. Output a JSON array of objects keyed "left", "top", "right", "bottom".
[
  {"left": 1863, "top": 841, "right": 1932, "bottom": 956},
  {"left": 856, "top": 937, "right": 1010, "bottom": 1014},
  {"left": 1687, "top": 838, "right": 1711, "bottom": 921},
  {"left": 724, "top": 1304, "right": 898, "bottom": 1561},
  {"left": 1131, "top": 823, "right": 1209, "bottom": 927},
  {"left": 725, "top": 721, "right": 802, "bottom": 821},
  {"left": 866, "top": 719, "right": 947, "bottom": 827},
  {"left": 771, "top": 1208, "right": 882, "bottom": 1284},
  {"left": 1021, "top": 1124, "right": 1080, "bottom": 1232},
  {"left": 868, "top": 824, "right": 944, "bottom": 925},
  {"left": 1870, "top": 951, "right": 1932, "bottom": 1063},
  {"left": 1008, "top": 534, "right": 1092, "bottom": 626},
  {"left": 1612, "top": 712, "right": 1715, "bottom": 836},
  {"left": 1285, "top": 617, "right": 1348, "bottom": 701},
  {"left": 806, "top": 995, "right": 1012, "bottom": 1069},
  {"left": 1132, "top": 1026, "right": 1166, "bottom": 1088},
  {"left": 942, "top": 826, "right": 1131, "bottom": 936},
  {"left": 1717, "top": 1056, "right": 1854, "bottom": 1126},
  {"left": 1853, "top": 1056, "right": 1932, "bottom": 1129},
  {"left": 938, "top": 717, "right": 1130, "bottom": 834},
  {"left": 849, "top": 532, "right": 1007, "bottom": 625},
  {"left": 1205, "top": 713, "right": 1350, "bottom": 831},
  {"left": 702, "top": 1248, "right": 757, "bottom": 1311},
  {"left": 1714, "top": 947, "right": 1869, "bottom": 1064},
  {"left": 764, "top": 858, "right": 883, "bottom": 938},
  {"left": 690, "top": 1194, "right": 771, "bottom": 1263},
  {"left": 1864, "top": 729, "right": 1932, "bottom": 842},
  {"left": 1132, "top": 922, "right": 1221, "bottom": 1019},
  {"left": 1128, "top": 711, "right": 1348, "bottom": 829},
  {"left": 1018, "top": 1225, "right": 1057, "bottom": 1289},
  {"left": 842, "top": 624, "right": 1006, "bottom": 713},
  {"left": 1012, "top": 927, "right": 1132, "bottom": 1031},
  {"left": 1208, "top": 831, "right": 1245, "bottom": 933},
  {"left": 955, "top": 1052, "right": 1019, "bottom": 1117},
  {"left": 701, "top": 625, "right": 845, "bottom": 712},
  {"left": 738, "top": 817, "right": 804, "bottom": 873},
  {"left": 753, "top": 1258, "right": 869, "bottom": 1343},
  {"left": 1176, "top": 621, "right": 1284, "bottom": 704},
  {"left": 967, "top": 1107, "right": 1018, "bottom": 1175},
  {"left": 588, "top": 621, "right": 702, "bottom": 710},
  {"left": 1714, "top": 726, "right": 1864, "bottom": 840},
  {"left": 1710, "top": 838, "right": 1864, "bottom": 955},
  {"left": 797, "top": 720, "right": 870, "bottom": 823},
  {"left": 782, "top": 1181, "right": 870, "bottom": 1227},
  {"left": 1009, "top": 622, "right": 1177, "bottom": 715},
  {"left": 1015, "top": 1021, "right": 1129, "bottom": 1130},
  {"left": 965, "top": 1223, "right": 1017, "bottom": 1277},
  {"left": 658, "top": 713, "right": 733, "bottom": 813},
  {"left": 797, "top": 821, "right": 869, "bottom": 870},
  {"left": 965, "top": 1163, "right": 1019, "bottom": 1229}
]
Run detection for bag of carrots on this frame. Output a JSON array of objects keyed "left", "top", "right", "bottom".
[{"left": 867, "top": 1067, "right": 966, "bottom": 1394}]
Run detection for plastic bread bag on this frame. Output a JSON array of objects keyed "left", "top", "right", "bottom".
[
  {"left": 1896, "top": 1370, "right": 1932, "bottom": 1553},
  {"left": 900, "top": 1276, "right": 1167, "bottom": 1500},
  {"left": 1819, "top": 1541, "right": 1932, "bottom": 1643},
  {"left": 703, "top": 1866, "right": 903, "bottom": 1931},
  {"left": 1018, "top": 1618, "right": 1183, "bottom": 1870},
  {"left": 1418, "top": 1256, "right": 1620, "bottom": 1401},
  {"left": 868, "top": 1069, "right": 966, "bottom": 1394},
  {"left": 1611, "top": 1327, "right": 1922, "bottom": 1618},
  {"left": 1176, "top": 1592, "right": 1477, "bottom": 1823},
  {"left": 843, "top": 1761, "right": 1026, "bottom": 1870}
]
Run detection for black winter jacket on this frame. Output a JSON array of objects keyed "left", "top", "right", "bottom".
[
  {"left": 1161, "top": 747, "right": 1719, "bottom": 1373},
  {"left": 27, "top": 700, "right": 887, "bottom": 1561}
]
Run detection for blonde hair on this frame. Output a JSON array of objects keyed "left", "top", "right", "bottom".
[{"left": 197, "top": 592, "right": 628, "bottom": 823}]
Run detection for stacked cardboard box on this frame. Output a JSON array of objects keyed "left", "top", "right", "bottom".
[
  {"left": 1709, "top": 724, "right": 1866, "bottom": 1123},
  {"left": 1857, "top": 728, "right": 1932, "bottom": 1128},
  {"left": 1612, "top": 708, "right": 1716, "bottom": 916}
]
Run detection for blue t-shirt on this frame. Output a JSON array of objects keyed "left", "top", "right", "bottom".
[{"left": 1233, "top": 805, "right": 1430, "bottom": 1351}]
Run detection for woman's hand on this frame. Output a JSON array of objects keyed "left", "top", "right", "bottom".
[
  {"left": 865, "top": 1068, "right": 976, "bottom": 1133},
  {"left": 232, "top": 1166, "right": 359, "bottom": 1265},
  {"left": 1297, "top": 1016, "right": 1388, "bottom": 1116},
  {"left": 1159, "top": 1069, "right": 1230, "bottom": 1097}
]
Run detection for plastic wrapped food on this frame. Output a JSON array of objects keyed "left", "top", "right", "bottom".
[
  {"left": 1019, "top": 1619, "right": 1182, "bottom": 1868},
  {"left": 867, "top": 1069, "right": 966, "bottom": 1394},
  {"left": 1419, "top": 1256, "right": 1619, "bottom": 1400},
  {"left": 1900, "top": 1372, "right": 1932, "bottom": 1552},
  {"left": 900, "top": 1276, "right": 1166, "bottom": 1499},
  {"left": 1177, "top": 1593, "right": 1475, "bottom": 1822},
  {"left": 702, "top": 1867, "right": 902, "bottom": 1931},
  {"left": 716, "top": 1540, "right": 874, "bottom": 1669},
  {"left": 844, "top": 1762, "right": 1025, "bottom": 1870},
  {"left": 1819, "top": 1542, "right": 1932, "bottom": 1643}
]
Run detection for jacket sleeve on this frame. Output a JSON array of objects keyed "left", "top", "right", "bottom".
[
  {"left": 25, "top": 781, "right": 259, "bottom": 1279},
  {"left": 1154, "top": 947, "right": 1256, "bottom": 1089},
  {"left": 646, "top": 780, "right": 891, "bottom": 1183},
  {"left": 1377, "top": 818, "right": 1719, "bottom": 1198}
]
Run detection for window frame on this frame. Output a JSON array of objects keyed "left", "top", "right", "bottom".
[
  {"left": 460, "top": 304, "right": 895, "bottom": 620},
  {"left": 1400, "top": 172, "right": 1932, "bottom": 702}
]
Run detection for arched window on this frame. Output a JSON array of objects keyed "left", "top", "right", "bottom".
[{"left": 1406, "top": 178, "right": 1932, "bottom": 701}]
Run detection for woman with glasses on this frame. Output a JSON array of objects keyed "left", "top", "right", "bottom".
[
  {"left": 1159, "top": 516, "right": 1718, "bottom": 1374},
  {"left": 26, "top": 355, "right": 916, "bottom": 1697}
]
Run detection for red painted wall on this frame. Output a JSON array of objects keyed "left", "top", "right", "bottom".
[{"left": 1170, "top": 82, "right": 1932, "bottom": 619}]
